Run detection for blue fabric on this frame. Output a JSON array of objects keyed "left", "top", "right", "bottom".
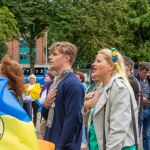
[
  {"left": 137, "top": 74, "right": 150, "bottom": 150},
  {"left": 0, "top": 77, "right": 30, "bottom": 122},
  {"left": 35, "top": 99, "right": 42, "bottom": 112},
  {"left": 86, "top": 83, "right": 95, "bottom": 93},
  {"left": 137, "top": 75, "right": 150, "bottom": 108},
  {"left": 139, "top": 78, "right": 150, "bottom": 99},
  {"left": 139, "top": 78, "right": 150, "bottom": 107},
  {"left": 81, "top": 82, "right": 93, "bottom": 145},
  {"left": 82, "top": 123, "right": 87, "bottom": 143},
  {"left": 44, "top": 72, "right": 85, "bottom": 150},
  {"left": 139, "top": 108, "right": 150, "bottom": 150},
  {"left": 82, "top": 82, "right": 87, "bottom": 91},
  {"left": 81, "top": 82, "right": 87, "bottom": 144}
]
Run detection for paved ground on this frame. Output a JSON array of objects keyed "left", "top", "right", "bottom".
[{"left": 36, "top": 113, "right": 143, "bottom": 150}]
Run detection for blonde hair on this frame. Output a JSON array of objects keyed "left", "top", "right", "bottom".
[
  {"left": 98, "top": 48, "right": 126, "bottom": 75},
  {"left": 49, "top": 41, "right": 78, "bottom": 65},
  {"left": 28, "top": 74, "right": 36, "bottom": 82}
]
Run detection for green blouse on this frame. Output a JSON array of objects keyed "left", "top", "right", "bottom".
[
  {"left": 122, "top": 145, "right": 136, "bottom": 150},
  {"left": 89, "top": 107, "right": 99, "bottom": 150},
  {"left": 89, "top": 119, "right": 136, "bottom": 150}
]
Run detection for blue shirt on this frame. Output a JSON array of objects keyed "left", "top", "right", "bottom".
[
  {"left": 139, "top": 77, "right": 150, "bottom": 107},
  {"left": 139, "top": 78, "right": 150, "bottom": 99}
]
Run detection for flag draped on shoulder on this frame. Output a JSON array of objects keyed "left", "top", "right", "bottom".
[{"left": 0, "top": 77, "right": 40, "bottom": 150}]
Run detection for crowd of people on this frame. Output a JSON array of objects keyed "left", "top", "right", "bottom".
[{"left": 0, "top": 41, "right": 149, "bottom": 150}]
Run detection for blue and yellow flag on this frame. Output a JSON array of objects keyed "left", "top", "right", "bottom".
[{"left": 0, "top": 77, "right": 40, "bottom": 150}]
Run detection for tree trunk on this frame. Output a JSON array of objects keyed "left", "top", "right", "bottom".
[{"left": 30, "top": 45, "right": 35, "bottom": 74}]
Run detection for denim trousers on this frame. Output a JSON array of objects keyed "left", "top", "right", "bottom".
[{"left": 139, "top": 108, "right": 150, "bottom": 150}]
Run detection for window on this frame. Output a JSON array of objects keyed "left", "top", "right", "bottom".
[
  {"left": 19, "top": 37, "right": 36, "bottom": 64},
  {"left": 20, "top": 52, "right": 30, "bottom": 60}
]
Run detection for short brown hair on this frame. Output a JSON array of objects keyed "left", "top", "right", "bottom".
[
  {"left": 1, "top": 55, "right": 24, "bottom": 97},
  {"left": 138, "top": 62, "right": 150, "bottom": 71},
  {"left": 123, "top": 56, "right": 134, "bottom": 71},
  {"left": 49, "top": 42, "right": 78, "bottom": 65}
]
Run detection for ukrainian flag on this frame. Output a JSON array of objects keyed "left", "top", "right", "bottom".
[{"left": 0, "top": 77, "right": 40, "bottom": 150}]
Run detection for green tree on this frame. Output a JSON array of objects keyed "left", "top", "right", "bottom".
[
  {"left": 46, "top": 1, "right": 130, "bottom": 68},
  {"left": 92, "top": 0, "right": 150, "bottom": 62},
  {"left": 47, "top": 0, "right": 150, "bottom": 67},
  {"left": 0, "top": 6, "right": 18, "bottom": 60},
  {"left": 0, "top": 6, "right": 18, "bottom": 41},
  {"left": 125, "top": 0, "right": 150, "bottom": 62},
  {"left": 2, "top": 0, "right": 52, "bottom": 73},
  {"left": 2, "top": 0, "right": 149, "bottom": 69},
  {"left": 47, "top": 0, "right": 100, "bottom": 68},
  {"left": 0, "top": 41, "right": 8, "bottom": 60}
]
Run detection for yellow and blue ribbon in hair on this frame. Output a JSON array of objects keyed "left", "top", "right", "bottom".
[{"left": 111, "top": 48, "right": 133, "bottom": 91}]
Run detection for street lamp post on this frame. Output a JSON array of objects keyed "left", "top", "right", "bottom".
[{"left": 45, "top": 31, "right": 48, "bottom": 66}]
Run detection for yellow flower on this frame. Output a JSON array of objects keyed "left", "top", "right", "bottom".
[{"left": 112, "top": 51, "right": 118, "bottom": 56}]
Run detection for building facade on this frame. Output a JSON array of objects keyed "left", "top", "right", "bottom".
[{"left": 6, "top": 35, "right": 47, "bottom": 66}]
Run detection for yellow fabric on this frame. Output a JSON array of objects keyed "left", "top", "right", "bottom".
[
  {"left": 84, "top": 100, "right": 88, "bottom": 105},
  {"left": 24, "top": 83, "right": 41, "bottom": 100},
  {"left": 84, "top": 83, "right": 102, "bottom": 105},
  {"left": 1, "top": 115, "right": 40, "bottom": 150},
  {"left": 114, "top": 62, "right": 133, "bottom": 92}
]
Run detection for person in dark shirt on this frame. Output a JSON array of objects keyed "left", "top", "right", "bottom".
[
  {"left": 123, "top": 56, "right": 142, "bottom": 105},
  {"left": 42, "top": 42, "right": 84, "bottom": 150},
  {"left": 123, "top": 56, "right": 143, "bottom": 129},
  {"left": 136, "top": 62, "right": 150, "bottom": 150}
]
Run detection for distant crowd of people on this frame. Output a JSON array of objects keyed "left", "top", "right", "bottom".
[{"left": 0, "top": 41, "right": 149, "bottom": 150}]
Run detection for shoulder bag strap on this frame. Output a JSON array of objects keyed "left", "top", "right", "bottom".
[
  {"left": 103, "top": 105, "right": 106, "bottom": 150},
  {"left": 130, "top": 97, "right": 138, "bottom": 150}
]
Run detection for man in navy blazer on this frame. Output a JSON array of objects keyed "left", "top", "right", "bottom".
[{"left": 42, "top": 42, "right": 84, "bottom": 150}]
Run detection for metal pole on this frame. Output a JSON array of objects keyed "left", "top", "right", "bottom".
[{"left": 45, "top": 31, "right": 48, "bottom": 66}]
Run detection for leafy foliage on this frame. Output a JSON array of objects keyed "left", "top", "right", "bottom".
[
  {"left": 0, "top": 6, "right": 19, "bottom": 41},
  {"left": 124, "top": 0, "right": 150, "bottom": 62},
  {"left": 47, "top": 0, "right": 150, "bottom": 68},
  {"left": 1, "top": 0, "right": 150, "bottom": 69},
  {"left": 47, "top": 0, "right": 101, "bottom": 68},
  {"left": 0, "top": 41, "right": 8, "bottom": 60},
  {"left": 1, "top": 0, "right": 52, "bottom": 73}
]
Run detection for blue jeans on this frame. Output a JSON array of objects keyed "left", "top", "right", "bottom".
[{"left": 139, "top": 108, "right": 150, "bottom": 150}]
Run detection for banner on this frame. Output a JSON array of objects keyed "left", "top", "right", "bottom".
[{"left": 0, "top": 77, "right": 40, "bottom": 150}]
